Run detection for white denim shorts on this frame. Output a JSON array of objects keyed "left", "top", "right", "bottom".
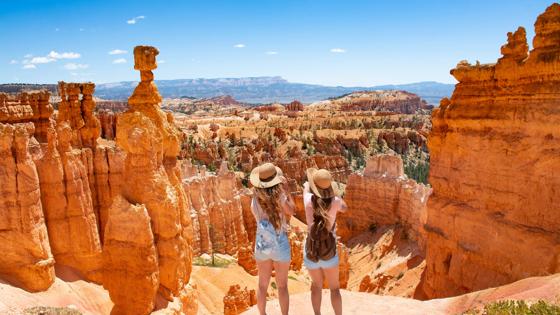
[{"left": 254, "top": 220, "right": 291, "bottom": 262}]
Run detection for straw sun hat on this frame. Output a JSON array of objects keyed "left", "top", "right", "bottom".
[
  {"left": 250, "top": 163, "right": 284, "bottom": 188},
  {"left": 306, "top": 168, "right": 340, "bottom": 199}
]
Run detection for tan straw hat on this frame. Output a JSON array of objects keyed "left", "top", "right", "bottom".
[
  {"left": 250, "top": 163, "right": 284, "bottom": 188},
  {"left": 306, "top": 168, "right": 340, "bottom": 199}
]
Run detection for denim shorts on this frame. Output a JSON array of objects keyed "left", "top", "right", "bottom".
[
  {"left": 254, "top": 220, "right": 291, "bottom": 262},
  {"left": 303, "top": 238, "right": 339, "bottom": 270}
]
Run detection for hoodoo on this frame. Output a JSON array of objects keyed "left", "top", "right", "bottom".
[
  {"left": 104, "top": 45, "right": 196, "bottom": 313},
  {"left": 424, "top": 3, "right": 560, "bottom": 298}
]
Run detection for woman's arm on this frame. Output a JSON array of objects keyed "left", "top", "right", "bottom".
[{"left": 280, "top": 176, "right": 295, "bottom": 215}]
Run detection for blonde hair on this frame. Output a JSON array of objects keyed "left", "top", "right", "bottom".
[
  {"left": 254, "top": 185, "right": 283, "bottom": 231},
  {"left": 311, "top": 194, "right": 333, "bottom": 227}
]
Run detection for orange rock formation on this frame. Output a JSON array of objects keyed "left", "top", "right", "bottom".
[
  {"left": 424, "top": 3, "right": 560, "bottom": 298},
  {"left": 338, "top": 155, "right": 431, "bottom": 249},
  {"left": 223, "top": 284, "right": 257, "bottom": 315},
  {"left": 0, "top": 122, "right": 55, "bottom": 292},
  {"left": 105, "top": 45, "right": 195, "bottom": 312}
]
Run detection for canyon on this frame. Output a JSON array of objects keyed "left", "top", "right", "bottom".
[{"left": 1, "top": 3, "right": 560, "bottom": 315}]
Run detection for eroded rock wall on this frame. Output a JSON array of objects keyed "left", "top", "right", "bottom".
[
  {"left": 424, "top": 4, "right": 560, "bottom": 298},
  {"left": 0, "top": 122, "right": 55, "bottom": 292},
  {"left": 338, "top": 155, "right": 431, "bottom": 248}
]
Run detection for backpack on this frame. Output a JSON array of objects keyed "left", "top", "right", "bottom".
[{"left": 305, "top": 214, "right": 337, "bottom": 262}]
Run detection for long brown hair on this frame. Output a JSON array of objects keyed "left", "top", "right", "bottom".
[
  {"left": 254, "top": 184, "right": 283, "bottom": 231},
  {"left": 311, "top": 194, "right": 333, "bottom": 226}
]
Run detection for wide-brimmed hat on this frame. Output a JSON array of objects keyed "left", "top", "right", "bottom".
[
  {"left": 250, "top": 163, "right": 283, "bottom": 188},
  {"left": 306, "top": 168, "right": 340, "bottom": 199}
]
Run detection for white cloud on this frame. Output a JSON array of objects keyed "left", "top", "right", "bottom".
[
  {"left": 127, "top": 15, "right": 145, "bottom": 24},
  {"left": 30, "top": 56, "right": 55, "bottom": 64},
  {"left": 9, "top": 60, "right": 18, "bottom": 64},
  {"left": 330, "top": 48, "right": 346, "bottom": 53},
  {"left": 159, "top": 60, "right": 166, "bottom": 64},
  {"left": 233, "top": 44, "right": 245, "bottom": 48},
  {"left": 18, "top": 51, "right": 81, "bottom": 68},
  {"left": 48, "top": 51, "right": 81, "bottom": 59},
  {"left": 108, "top": 49, "right": 127, "bottom": 55},
  {"left": 113, "top": 58, "right": 127, "bottom": 64},
  {"left": 64, "top": 63, "right": 89, "bottom": 70},
  {"left": 265, "top": 51, "right": 278, "bottom": 55}
]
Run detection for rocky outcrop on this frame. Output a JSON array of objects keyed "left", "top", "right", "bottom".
[
  {"left": 57, "top": 82, "right": 101, "bottom": 149},
  {"left": 0, "top": 122, "right": 55, "bottom": 292},
  {"left": 103, "top": 195, "right": 159, "bottom": 315},
  {"left": 182, "top": 161, "right": 251, "bottom": 256},
  {"left": 334, "top": 90, "right": 428, "bottom": 114},
  {"left": 424, "top": 4, "right": 560, "bottom": 298},
  {"left": 223, "top": 284, "right": 257, "bottom": 315},
  {"left": 285, "top": 100, "right": 304, "bottom": 111},
  {"left": 0, "top": 91, "right": 54, "bottom": 143},
  {"left": 36, "top": 123, "right": 103, "bottom": 282},
  {"left": 105, "top": 45, "right": 194, "bottom": 312},
  {"left": 337, "top": 155, "right": 431, "bottom": 249},
  {"left": 98, "top": 109, "right": 117, "bottom": 140}
]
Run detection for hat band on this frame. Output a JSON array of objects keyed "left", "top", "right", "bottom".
[{"left": 260, "top": 172, "right": 277, "bottom": 182}]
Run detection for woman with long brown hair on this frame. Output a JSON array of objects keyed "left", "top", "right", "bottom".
[
  {"left": 303, "top": 168, "right": 348, "bottom": 315},
  {"left": 250, "top": 163, "right": 295, "bottom": 315}
]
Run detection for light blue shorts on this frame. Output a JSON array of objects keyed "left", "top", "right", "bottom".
[
  {"left": 303, "top": 239, "right": 339, "bottom": 270},
  {"left": 254, "top": 220, "right": 291, "bottom": 262}
]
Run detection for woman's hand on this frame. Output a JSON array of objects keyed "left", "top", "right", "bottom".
[{"left": 303, "top": 181, "right": 310, "bottom": 193}]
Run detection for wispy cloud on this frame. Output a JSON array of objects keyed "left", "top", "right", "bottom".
[
  {"left": 9, "top": 60, "right": 18, "bottom": 64},
  {"left": 29, "top": 56, "right": 55, "bottom": 64},
  {"left": 233, "top": 44, "right": 246, "bottom": 48},
  {"left": 112, "top": 58, "right": 127, "bottom": 64},
  {"left": 64, "top": 63, "right": 89, "bottom": 70},
  {"left": 330, "top": 48, "right": 346, "bottom": 53},
  {"left": 265, "top": 51, "right": 278, "bottom": 55},
  {"left": 127, "top": 15, "right": 145, "bottom": 24},
  {"left": 48, "top": 51, "right": 81, "bottom": 59},
  {"left": 108, "top": 49, "right": 127, "bottom": 55},
  {"left": 23, "top": 64, "right": 36, "bottom": 69}
]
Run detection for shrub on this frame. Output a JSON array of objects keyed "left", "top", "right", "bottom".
[{"left": 463, "top": 300, "right": 560, "bottom": 315}]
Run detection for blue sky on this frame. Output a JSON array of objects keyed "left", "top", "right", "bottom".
[{"left": 0, "top": 0, "right": 555, "bottom": 86}]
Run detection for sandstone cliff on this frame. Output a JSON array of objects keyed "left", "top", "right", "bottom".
[
  {"left": 0, "top": 122, "right": 55, "bottom": 292},
  {"left": 338, "top": 155, "right": 431, "bottom": 249},
  {"left": 424, "top": 3, "right": 560, "bottom": 298}
]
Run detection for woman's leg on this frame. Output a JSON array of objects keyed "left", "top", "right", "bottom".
[
  {"left": 256, "top": 259, "right": 273, "bottom": 315},
  {"left": 273, "top": 261, "right": 290, "bottom": 315},
  {"left": 324, "top": 265, "right": 342, "bottom": 315},
  {"left": 308, "top": 268, "right": 324, "bottom": 315}
]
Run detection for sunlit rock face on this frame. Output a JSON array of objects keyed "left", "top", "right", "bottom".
[
  {"left": 104, "top": 45, "right": 196, "bottom": 314},
  {"left": 0, "top": 122, "right": 55, "bottom": 292},
  {"left": 337, "top": 155, "right": 431, "bottom": 249},
  {"left": 424, "top": 3, "right": 560, "bottom": 298}
]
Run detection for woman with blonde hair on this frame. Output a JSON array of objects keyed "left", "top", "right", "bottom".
[
  {"left": 250, "top": 163, "right": 295, "bottom": 315},
  {"left": 303, "top": 168, "right": 348, "bottom": 315}
]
